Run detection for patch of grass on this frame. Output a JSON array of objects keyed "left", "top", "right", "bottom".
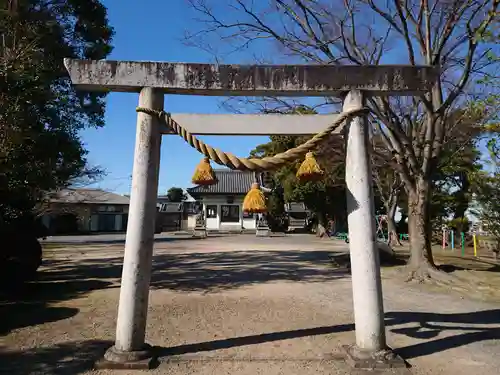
[{"left": 385, "top": 246, "right": 500, "bottom": 302}]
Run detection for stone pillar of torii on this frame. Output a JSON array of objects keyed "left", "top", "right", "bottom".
[{"left": 64, "top": 59, "right": 438, "bottom": 370}]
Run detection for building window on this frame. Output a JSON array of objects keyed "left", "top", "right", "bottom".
[
  {"left": 98, "top": 214, "right": 117, "bottom": 231},
  {"left": 221, "top": 205, "right": 239, "bottom": 223},
  {"left": 206, "top": 205, "right": 217, "bottom": 218}
]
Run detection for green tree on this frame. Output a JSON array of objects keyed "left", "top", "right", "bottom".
[
  {"left": 250, "top": 106, "right": 348, "bottom": 234},
  {"left": 166, "top": 187, "right": 187, "bottom": 202},
  {"left": 265, "top": 181, "right": 288, "bottom": 232},
  {"left": 372, "top": 163, "right": 403, "bottom": 246},
  {"left": 475, "top": 142, "right": 500, "bottom": 252},
  {"left": 0, "top": 1, "right": 114, "bottom": 226}
]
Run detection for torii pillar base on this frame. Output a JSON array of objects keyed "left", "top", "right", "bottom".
[
  {"left": 342, "top": 345, "right": 407, "bottom": 370},
  {"left": 95, "top": 344, "right": 155, "bottom": 370}
]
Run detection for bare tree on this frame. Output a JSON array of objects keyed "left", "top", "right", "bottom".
[
  {"left": 373, "top": 164, "right": 403, "bottom": 246},
  {"left": 186, "top": 0, "right": 500, "bottom": 282}
]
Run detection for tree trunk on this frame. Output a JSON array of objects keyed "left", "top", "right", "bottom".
[
  {"left": 316, "top": 211, "right": 330, "bottom": 238},
  {"left": 316, "top": 223, "right": 327, "bottom": 238},
  {"left": 386, "top": 195, "right": 402, "bottom": 246},
  {"left": 406, "top": 180, "right": 440, "bottom": 281}
]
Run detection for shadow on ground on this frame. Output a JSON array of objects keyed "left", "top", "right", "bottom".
[
  {"left": 437, "top": 257, "right": 500, "bottom": 273},
  {"left": 154, "top": 323, "right": 355, "bottom": 357},
  {"left": 1, "top": 250, "right": 346, "bottom": 336},
  {"left": 0, "top": 340, "right": 112, "bottom": 375},
  {"left": 43, "top": 234, "right": 234, "bottom": 246},
  {"left": 0, "top": 278, "right": 113, "bottom": 336},
  {"left": 150, "top": 309, "right": 500, "bottom": 363},
  {"left": 3, "top": 248, "right": 500, "bottom": 373},
  {"left": 39, "top": 250, "right": 349, "bottom": 292},
  {"left": 2, "top": 309, "right": 499, "bottom": 374},
  {"left": 386, "top": 309, "right": 500, "bottom": 359}
]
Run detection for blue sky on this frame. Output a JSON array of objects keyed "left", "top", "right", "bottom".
[{"left": 82, "top": 0, "right": 271, "bottom": 194}]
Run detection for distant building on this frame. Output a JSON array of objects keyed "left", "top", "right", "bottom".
[
  {"left": 187, "top": 170, "right": 268, "bottom": 232},
  {"left": 41, "top": 188, "right": 130, "bottom": 234},
  {"left": 154, "top": 190, "right": 198, "bottom": 232}
]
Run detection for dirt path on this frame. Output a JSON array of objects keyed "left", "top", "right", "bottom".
[{"left": 1, "top": 235, "right": 500, "bottom": 375}]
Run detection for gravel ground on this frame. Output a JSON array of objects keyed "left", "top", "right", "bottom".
[{"left": 1, "top": 234, "right": 500, "bottom": 375}]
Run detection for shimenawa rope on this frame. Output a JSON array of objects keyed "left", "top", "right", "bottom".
[{"left": 136, "top": 106, "right": 369, "bottom": 171}]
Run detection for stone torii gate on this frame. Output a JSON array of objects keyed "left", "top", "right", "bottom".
[{"left": 64, "top": 59, "right": 438, "bottom": 370}]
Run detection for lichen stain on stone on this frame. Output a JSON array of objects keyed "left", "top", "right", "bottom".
[
  {"left": 108, "top": 60, "right": 118, "bottom": 78},
  {"left": 183, "top": 64, "right": 217, "bottom": 89},
  {"left": 395, "top": 67, "right": 409, "bottom": 90},
  {"left": 165, "top": 64, "right": 177, "bottom": 83},
  {"left": 217, "top": 65, "right": 254, "bottom": 91},
  {"left": 273, "top": 66, "right": 308, "bottom": 90},
  {"left": 232, "top": 66, "right": 254, "bottom": 90},
  {"left": 152, "top": 63, "right": 176, "bottom": 85},
  {"left": 257, "top": 67, "right": 271, "bottom": 89},
  {"left": 304, "top": 66, "right": 339, "bottom": 90},
  {"left": 218, "top": 65, "right": 234, "bottom": 90},
  {"left": 270, "top": 67, "right": 284, "bottom": 90},
  {"left": 387, "top": 68, "right": 396, "bottom": 90},
  {"left": 138, "top": 119, "right": 151, "bottom": 151},
  {"left": 77, "top": 60, "right": 93, "bottom": 82}
]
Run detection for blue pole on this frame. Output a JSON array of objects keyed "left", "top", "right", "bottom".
[{"left": 451, "top": 230, "right": 454, "bottom": 250}]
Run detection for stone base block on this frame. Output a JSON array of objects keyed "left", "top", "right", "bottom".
[
  {"left": 342, "top": 345, "right": 407, "bottom": 370},
  {"left": 193, "top": 228, "right": 207, "bottom": 238},
  {"left": 256, "top": 229, "right": 270, "bottom": 237},
  {"left": 95, "top": 344, "right": 155, "bottom": 370}
]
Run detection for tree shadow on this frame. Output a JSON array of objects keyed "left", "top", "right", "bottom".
[
  {"left": 0, "top": 304, "right": 78, "bottom": 336},
  {"left": 385, "top": 309, "right": 500, "bottom": 359},
  {"left": 2, "top": 250, "right": 346, "bottom": 335},
  {"left": 329, "top": 251, "right": 407, "bottom": 269},
  {"left": 437, "top": 258, "right": 500, "bottom": 273},
  {"left": 0, "top": 278, "right": 113, "bottom": 335},
  {"left": 0, "top": 340, "right": 112, "bottom": 375},
  {"left": 43, "top": 234, "right": 228, "bottom": 246},
  {"left": 39, "top": 250, "right": 349, "bottom": 293}
]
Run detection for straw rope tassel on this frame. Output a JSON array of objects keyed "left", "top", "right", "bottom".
[
  {"left": 192, "top": 157, "right": 217, "bottom": 185},
  {"left": 243, "top": 182, "right": 267, "bottom": 213},
  {"left": 296, "top": 151, "right": 324, "bottom": 181}
]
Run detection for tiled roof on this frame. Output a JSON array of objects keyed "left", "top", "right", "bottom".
[
  {"left": 187, "top": 170, "right": 260, "bottom": 195},
  {"left": 49, "top": 188, "right": 130, "bottom": 205}
]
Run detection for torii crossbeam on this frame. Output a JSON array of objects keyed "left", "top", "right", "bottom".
[{"left": 64, "top": 58, "right": 438, "bottom": 370}]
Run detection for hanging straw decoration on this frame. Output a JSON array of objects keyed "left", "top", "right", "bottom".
[
  {"left": 191, "top": 157, "right": 217, "bottom": 185},
  {"left": 296, "top": 151, "right": 324, "bottom": 182},
  {"left": 243, "top": 182, "right": 267, "bottom": 213}
]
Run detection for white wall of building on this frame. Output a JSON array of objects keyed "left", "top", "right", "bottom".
[{"left": 192, "top": 196, "right": 256, "bottom": 231}]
